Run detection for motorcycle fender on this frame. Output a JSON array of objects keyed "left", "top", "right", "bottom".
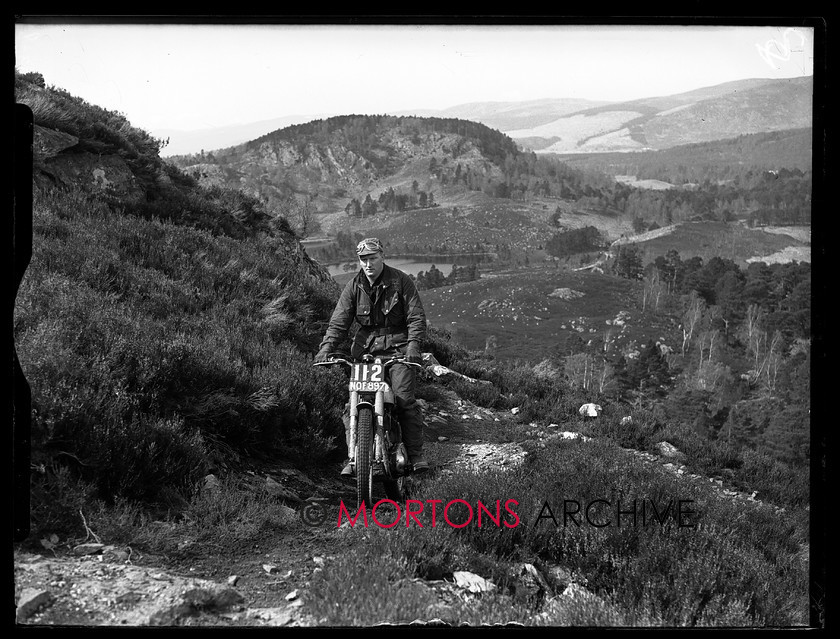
[{"left": 354, "top": 400, "right": 375, "bottom": 419}]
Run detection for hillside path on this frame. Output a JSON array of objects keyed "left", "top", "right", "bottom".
[{"left": 14, "top": 385, "right": 773, "bottom": 627}]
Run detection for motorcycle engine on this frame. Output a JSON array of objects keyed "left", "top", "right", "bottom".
[{"left": 393, "top": 442, "right": 408, "bottom": 475}]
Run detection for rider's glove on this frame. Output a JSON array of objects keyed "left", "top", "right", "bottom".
[
  {"left": 405, "top": 342, "right": 423, "bottom": 364},
  {"left": 315, "top": 348, "right": 332, "bottom": 363}
]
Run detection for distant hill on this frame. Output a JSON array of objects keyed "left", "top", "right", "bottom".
[
  {"left": 389, "top": 97, "right": 612, "bottom": 133},
  {"left": 158, "top": 114, "right": 331, "bottom": 157},
  {"left": 553, "top": 128, "right": 814, "bottom": 182},
  {"left": 155, "top": 77, "right": 812, "bottom": 158},
  {"left": 161, "top": 108, "right": 812, "bottom": 267},
  {"left": 165, "top": 114, "right": 521, "bottom": 218},
  {"left": 506, "top": 77, "right": 813, "bottom": 153}
]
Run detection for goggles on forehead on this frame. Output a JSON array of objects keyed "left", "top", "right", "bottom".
[{"left": 356, "top": 238, "right": 384, "bottom": 255}]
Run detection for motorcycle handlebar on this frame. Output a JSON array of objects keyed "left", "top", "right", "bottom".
[{"left": 313, "top": 355, "right": 423, "bottom": 369}]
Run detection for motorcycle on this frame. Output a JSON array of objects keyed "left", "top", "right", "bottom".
[{"left": 314, "top": 353, "right": 423, "bottom": 509}]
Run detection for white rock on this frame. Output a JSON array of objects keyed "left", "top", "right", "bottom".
[
  {"left": 656, "top": 441, "right": 683, "bottom": 459},
  {"left": 578, "top": 403, "right": 602, "bottom": 417},
  {"left": 452, "top": 571, "right": 496, "bottom": 593}
]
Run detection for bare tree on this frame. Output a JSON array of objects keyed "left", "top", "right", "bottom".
[
  {"left": 680, "top": 292, "right": 706, "bottom": 356},
  {"left": 564, "top": 353, "right": 612, "bottom": 393},
  {"left": 484, "top": 335, "right": 498, "bottom": 360},
  {"left": 285, "top": 194, "right": 317, "bottom": 237},
  {"left": 762, "top": 330, "right": 784, "bottom": 396},
  {"left": 642, "top": 268, "right": 664, "bottom": 312},
  {"left": 740, "top": 304, "right": 775, "bottom": 387}
]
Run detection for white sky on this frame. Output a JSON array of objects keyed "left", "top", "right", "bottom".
[{"left": 14, "top": 21, "right": 815, "bottom": 136}]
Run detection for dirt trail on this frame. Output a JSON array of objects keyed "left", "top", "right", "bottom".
[
  {"left": 13, "top": 387, "right": 520, "bottom": 627},
  {"left": 14, "top": 384, "right": 773, "bottom": 627}
]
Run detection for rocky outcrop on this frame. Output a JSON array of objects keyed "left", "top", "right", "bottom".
[
  {"left": 547, "top": 288, "right": 585, "bottom": 300},
  {"left": 33, "top": 125, "right": 79, "bottom": 159},
  {"left": 15, "top": 552, "right": 246, "bottom": 626},
  {"left": 32, "top": 124, "right": 144, "bottom": 199}
]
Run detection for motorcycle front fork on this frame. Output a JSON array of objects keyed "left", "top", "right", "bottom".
[
  {"left": 348, "top": 389, "right": 386, "bottom": 464},
  {"left": 348, "top": 389, "right": 396, "bottom": 468}
]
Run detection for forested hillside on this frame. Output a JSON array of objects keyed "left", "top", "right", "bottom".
[
  {"left": 557, "top": 128, "right": 812, "bottom": 182},
  {"left": 166, "top": 114, "right": 811, "bottom": 252}
]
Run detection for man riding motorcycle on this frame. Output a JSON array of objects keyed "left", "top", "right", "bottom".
[{"left": 315, "top": 237, "right": 430, "bottom": 475}]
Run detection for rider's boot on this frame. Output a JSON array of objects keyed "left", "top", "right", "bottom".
[
  {"left": 340, "top": 460, "right": 354, "bottom": 477},
  {"left": 410, "top": 453, "right": 430, "bottom": 474}
]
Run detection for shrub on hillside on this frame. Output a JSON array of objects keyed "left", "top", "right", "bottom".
[
  {"left": 16, "top": 184, "right": 343, "bottom": 513},
  {"left": 420, "top": 325, "right": 469, "bottom": 367},
  {"left": 16, "top": 69, "right": 166, "bottom": 160},
  {"left": 308, "top": 436, "right": 808, "bottom": 625},
  {"left": 396, "top": 437, "right": 809, "bottom": 626}
]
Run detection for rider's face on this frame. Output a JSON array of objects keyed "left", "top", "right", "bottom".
[{"left": 359, "top": 252, "right": 384, "bottom": 281}]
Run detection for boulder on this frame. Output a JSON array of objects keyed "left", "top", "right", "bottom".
[
  {"left": 39, "top": 150, "right": 142, "bottom": 199},
  {"left": 428, "top": 365, "right": 490, "bottom": 385},
  {"left": 16, "top": 588, "right": 54, "bottom": 623},
  {"left": 245, "top": 606, "right": 295, "bottom": 626},
  {"left": 578, "top": 403, "right": 602, "bottom": 418},
  {"left": 102, "top": 545, "right": 132, "bottom": 562},
  {"left": 72, "top": 543, "right": 105, "bottom": 556},
  {"left": 452, "top": 571, "right": 496, "bottom": 593},
  {"left": 656, "top": 441, "right": 684, "bottom": 459},
  {"left": 33, "top": 125, "right": 78, "bottom": 159}
]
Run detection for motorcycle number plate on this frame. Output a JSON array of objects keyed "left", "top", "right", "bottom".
[
  {"left": 348, "top": 363, "right": 387, "bottom": 392},
  {"left": 349, "top": 380, "right": 388, "bottom": 392}
]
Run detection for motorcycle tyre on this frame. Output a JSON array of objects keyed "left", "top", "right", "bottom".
[{"left": 355, "top": 405, "right": 375, "bottom": 509}]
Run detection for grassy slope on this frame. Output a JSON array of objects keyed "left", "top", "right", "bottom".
[
  {"left": 422, "top": 265, "right": 675, "bottom": 362},
  {"left": 622, "top": 221, "right": 811, "bottom": 268}
]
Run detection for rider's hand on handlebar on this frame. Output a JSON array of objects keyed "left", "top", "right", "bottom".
[
  {"left": 314, "top": 349, "right": 332, "bottom": 363},
  {"left": 405, "top": 342, "right": 423, "bottom": 365}
]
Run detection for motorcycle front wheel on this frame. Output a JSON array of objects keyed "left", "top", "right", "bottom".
[{"left": 355, "top": 405, "right": 375, "bottom": 509}]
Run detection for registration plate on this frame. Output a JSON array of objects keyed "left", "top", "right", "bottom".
[
  {"left": 348, "top": 363, "right": 389, "bottom": 392},
  {"left": 349, "top": 380, "right": 388, "bottom": 392}
]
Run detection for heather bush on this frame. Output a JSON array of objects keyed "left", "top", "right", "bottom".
[
  {"left": 28, "top": 465, "right": 99, "bottom": 538},
  {"left": 420, "top": 324, "right": 469, "bottom": 366},
  {"left": 373, "top": 437, "right": 809, "bottom": 626},
  {"left": 306, "top": 528, "right": 535, "bottom": 626},
  {"left": 16, "top": 184, "right": 343, "bottom": 513},
  {"left": 16, "top": 69, "right": 165, "bottom": 159},
  {"left": 307, "top": 434, "right": 808, "bottom": 625}
]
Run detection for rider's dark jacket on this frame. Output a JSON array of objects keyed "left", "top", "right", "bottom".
[{"left": 318, "top": 264, "right": 427, "bottom": 359}]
